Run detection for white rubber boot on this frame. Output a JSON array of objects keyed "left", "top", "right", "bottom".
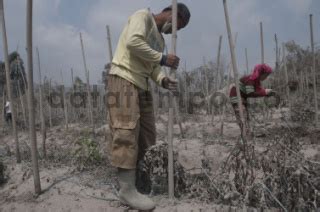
[{"left": 118, "top": 168, "right": 155, "bottom": 211}]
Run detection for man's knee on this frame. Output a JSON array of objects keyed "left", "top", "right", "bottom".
[{"left": 110, "top": 127, "right": 139, "bottom": 169}]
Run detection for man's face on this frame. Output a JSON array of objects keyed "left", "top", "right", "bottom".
[{"left": 162, "top": 12, "right": 188, "bottom": 34}]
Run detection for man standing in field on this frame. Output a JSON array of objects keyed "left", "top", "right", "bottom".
[
  {"left": 106, "top": 3, "right": 190, "bottom": 210},
  {"left": 4, "top": 100, "right": 12, "bottom": 125}
]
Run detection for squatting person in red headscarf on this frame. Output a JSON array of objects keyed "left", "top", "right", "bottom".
[{"left": 229, "top": 64, "right": 275, "bottom": 136}]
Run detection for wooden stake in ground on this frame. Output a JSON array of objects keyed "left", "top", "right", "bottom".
[
  {"left": 300, "top": 68, "right": 305, "bottom": 97},
  {"left": 283, "top": 43, "right": 291, "bottom": 111},
  {"left": 36, "top": 47, "right": 47, "bottom": 158},
  {"left": 220, "top": 65, "right": 232, "bottom": 136},
  {"left": 215, "top": 36, "right": 223, "bottom": 91},
  {"left": 167, "top": 0, "right": 178, "bottom": 199},
  {"left": 106, "top": 25, "right": 113, "bottom": 63},
  {"left": 259, "top": 22, "right": 268, "bottom": 121},
  {"left": 70, "top": 68, "right": 75, "bottom": 121},
  {"left": 222, "top": 0, "right": 246, "bottom": 138},
  {"left": 48, "top": 79, "right": 53, "bottom": 128},
  {"left": 1, "top": 89, "right": 4, "bottom": 132},
  {"left": 183, "top": 62, "right": 189, "bottom": 113},
  {"left": 17, "top": 55, "right": 28, "bottom": 128},
  {"left": 274, "top": 34, "right": 279, "bottom": 70},
  {"left": 212, "top": 36, "right": 223, "bottom": 125},
  {"left": 26, "top": 0, "right": 41, "bottom": 194},
  {"left": 0, "top": 0, "right": 21, "bottom": 163},
  {"left": 309, "top": 14, "right": 318, "bottom": 125},
  {"left": 60, "top": 70, "right": 68, "bottom": 130},
  {"left": 245, "top": 48, "right": 249, "bottom": 75},
  {"left": 220, "top": 34, "right": 238, "bottom": 137},
  {"left": 163, "top": 46, "right": 185, "bottom": 138},
  {"left": 17, "top": 82, "right": 27, "bottom": 129},
  {"left": 203, "top": 57, "right": 210, "bottom": 114},
  {"left": 260, "top": 22, "right": 265, "bottom": 64},
  {"left": 106, "top": 25, "right": 113, "bottom": 123},
  {"left": 79, "top": 33, "right": 94, "bottom": 129}
]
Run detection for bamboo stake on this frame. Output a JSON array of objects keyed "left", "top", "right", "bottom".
[
  {"left": 79, "top": 33, "right": 94, "bottom": 129},
  {"left": 212, "top": 36, "right": 223, "bottom": 124},
  {"left": 173, "top": 99, "right": 184, "bottom": 138},
  {"left": 26, "top": 0, "right": 41, "bottom": 194},
  {"left": 306, "top": 69, "right": 310, "bottom": 104},
  {"left": 1, "top": 89, "right": 4, "bottom": 132},
  {"left": 106, "top": 25, "right": 113, "bottom": 63},
  {"left": 259, "top": 23, "right": 268, "bottom": 121},
  {"left": 17, "top": 56, "right": 28, "bottom": 126},
  {"left": 309, "top": 14, "right": 318, "bottom": 125},
  {"left": 60, "top": 71, "right": 68, "bottom": 130},
  {"left": 183, "top": 62, "right": 188, "bottom": 113},
  {"left": 220, "top": 65, "right": 231, "bottom": 136},
  {"left": 99, "top": 86, "right": 104, "bottom": 118},
  {"left": 92, "top": 85, "right": 98, "bottom": 121},
  {"left": 245, "top": 48, "right": 249, "bottom": 75},
  {"left": 163, "top": 46, "right": 184, "bottom": 137},
  {"left": 222, "top": 0, "right": 246, "bottom": 138},
  {"left": 300, "top": 69, "right": 304, "bottom": 97},
  {"left": 274, "top": 34, "right": 281, "bottom": 89},
  {"left": 17, "top": 82, "right": 27, "bottom": 128},
  {"left": 260, "top": 22, "right": 264, "bottom": 64},
  {"left": 13, "top": 58, "right": 26, "bottom": 128},
  {"left": 275, "top": 34, "right": 279, "bottom": 70},
  {"left": 220, "top": 34, "right": 238, "bottom": 137},
  {"left": 36, "top": 47, "right": 47, "bottom": 158},
  {"left": 17, "top": 56, "right": 28, "bottom": 89},
  {"left": 70, "top": 68, "right": 75, "bottom": 121},
  {"left": 105, "top": 26, "right": 113, "bottom": 124},
  {"left": 215, "top": 36, "right": 223, "bottom": 91},
  {"left": 293, "top": 62, "right": 302, "bottom": 97},
  {"left": 48, "top": 79, "right": 52, "bottom": 128},
  {"left": 167, "top": 0, "right": 178, "bottom": 199},
  {"left": 203, "top": 58, "right": 210, "bottom": 114},
  {"left": 0, "top": 0, "right": 21, "bottom": 163},
  {"left": 283, "top": 44, "right": 291, "bottom": 111}
]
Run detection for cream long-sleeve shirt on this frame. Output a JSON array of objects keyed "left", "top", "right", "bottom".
[{"left": 109, "top": 9, "right": 166, "bottom": 91}]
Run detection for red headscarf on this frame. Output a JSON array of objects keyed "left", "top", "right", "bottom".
[{"left": 249, "top": 64, "right": 273, "bottom": 81}]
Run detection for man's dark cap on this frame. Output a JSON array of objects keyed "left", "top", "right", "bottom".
[{"left": 163, "top": 3, "right": 191, "bottom": 25}]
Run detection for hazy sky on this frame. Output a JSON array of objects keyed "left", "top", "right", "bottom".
[{"left": 0, "top": 0, "right": 320, "bottom": 85}]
